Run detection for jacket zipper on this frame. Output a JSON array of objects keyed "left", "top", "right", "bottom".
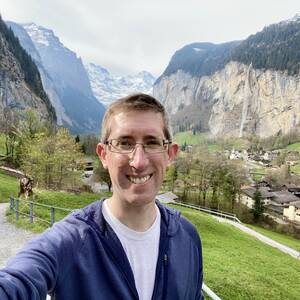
[
  {"left": 162, "top": 254, "right": 169, "bottom": 299},
  {"left": 151, "top": 234, "right": 169, "bottom": 300}
]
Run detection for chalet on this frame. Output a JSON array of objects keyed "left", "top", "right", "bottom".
[
  {"left": 83, "top": 158, "right": 94, "bottom": 178},
  {"left": 283, "top": 201, "right": 300, "bottom": 223},
  {"left": 240, "top": 186, "right": 273, "bottom": 209},
  {"left": 265, "top": 190, "right": 300, "bottom": 216},
  {"left": 269, "top": 190, "right": 300, "bottom": 206}
]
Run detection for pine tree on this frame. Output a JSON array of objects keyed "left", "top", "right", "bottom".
[{"left": 253, "top": 188, "right": 264, "bottom": 222}]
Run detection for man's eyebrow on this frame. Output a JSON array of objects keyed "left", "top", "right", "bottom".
[{"left": 116, "top": 135, "right": 133, "bottom": 139}]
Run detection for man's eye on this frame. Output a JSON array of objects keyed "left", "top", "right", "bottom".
[
  {"left": 146, "top": 139, "right": 162, "bottom": 147},
  {"left": 117, "top": 140, "right": 134, "bottom": 147}
]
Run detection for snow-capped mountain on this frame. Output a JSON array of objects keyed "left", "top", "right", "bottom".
[
  {"left": 8, "top": 22, "right": 105, "bottom": 134},
  {"left": 85, "top": 63, "right": 156, "bottom": 107}
]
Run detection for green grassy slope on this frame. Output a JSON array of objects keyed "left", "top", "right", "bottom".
[
  {"left": 0, "top": 133, "right": 5, "bottom": 156},
  {"left": 0, "top": 171, "right": 19, "bottom": 203},
  {"left": 171, "top": 205, "right": 300, "bottom": 300},
  {"left": 286, "top": 142, "right": 300, "bottom": 152}
]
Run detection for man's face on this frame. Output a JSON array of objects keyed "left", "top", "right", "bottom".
[{"left": 97, "top": 110, "right": 178, "bottom": 207}]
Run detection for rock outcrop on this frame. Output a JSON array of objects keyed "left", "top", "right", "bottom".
[
  {"left": 0, "top": 18, "right": 55, "bottom": 123},
  {"left": 154, "top": 61, "right": 300, "bottom": 138},
  {"left": 153, "top": 15, "right": 300, "bottom": 138}
]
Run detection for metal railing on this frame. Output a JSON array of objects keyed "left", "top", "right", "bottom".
[
  {"left": 202, "top": 283, "right": 222, "bottom": 300},
  {"left": 173, "top": 201, "right": 242, "bottom": 223},
  {"left": 9, "top": 197, "right": 72, "bottom": 226}
]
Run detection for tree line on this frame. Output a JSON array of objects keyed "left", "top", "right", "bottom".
[
  {"left": 0, "top": 108, "right": 83, "bottom": 190},
  {"left": 164, "top": 146, "right": 248, "bottom": 214}
]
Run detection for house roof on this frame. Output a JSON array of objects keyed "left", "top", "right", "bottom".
[
  {"left": 265, "top": 204, "right": 284, "bottom": 214},
  {"left": 156, "top": 192, "right": 178, "bottom": 203},
  {"left": 271, "top": 191, "right": 300, "bottom": 204},
  {"left": 241, "top": 187, "right": 273, "bottom": 199}
]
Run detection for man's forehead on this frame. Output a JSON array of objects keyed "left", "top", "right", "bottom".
[{"left": 109, "top": 110, "right": 165, "bottom": 137}]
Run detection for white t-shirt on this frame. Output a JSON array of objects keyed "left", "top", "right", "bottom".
[{"left": 102, "top": 200, "right": 161, "bottom": 300}]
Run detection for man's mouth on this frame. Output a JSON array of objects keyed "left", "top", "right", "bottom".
[{"left": 126, "top": 174, "right": 153, "bottom": 184}]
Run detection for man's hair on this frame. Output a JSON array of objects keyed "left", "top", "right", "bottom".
[{"left": 101, "top": 93, "right": 172, "bottom": 143}]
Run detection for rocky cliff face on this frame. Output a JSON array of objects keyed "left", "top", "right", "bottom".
[
  {"left": 153, "top": 15, "right": 300, "bottom": 138},
  {"left": 8, "top": 22, "right": 105, "bottom": 134},
  {"left": 154, "top": 61, "right": 300, "bottom": 138},
  {"left": 6, "top": 21, "right": 70, "bottom": 126},
  {"left": 0, "top": 20, "right": 54, "bottom": 123}
]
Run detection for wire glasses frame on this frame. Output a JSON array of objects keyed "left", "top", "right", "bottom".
[{"left": 105, "top": 138, "right": 171, "bottom": 154}]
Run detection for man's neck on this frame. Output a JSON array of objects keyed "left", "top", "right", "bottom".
[{"left": 106, "top": 197, "right": 157, "bottom": 232}]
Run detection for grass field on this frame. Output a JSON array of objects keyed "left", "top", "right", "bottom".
[
  {"left": 0, "top": 171, "right": 19, "bottom": 203},
  {"left": 291, "top": 162, "right": 300, "bottom": 174},
  {"left": 173, "top": 131, "right": 248, "bottom": 153},
  {"left": 0, "top": 133, "right": 5, "bottom": 156},
  {"left": 174, "top": 131, "right": 207, "bottom": 145},
  {"left": 6, "top": 188, "right": 111, "bottom": 232},
  {"left": 171, "top": 204, "right": 300, "bottom": 300},
  {"left": 286, "top": 142, "right": 300, "bottom": 152}
]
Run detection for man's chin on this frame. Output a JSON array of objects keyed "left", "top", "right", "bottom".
[{"left": 124, "top": 192, "right": 156, "bottom": 206}]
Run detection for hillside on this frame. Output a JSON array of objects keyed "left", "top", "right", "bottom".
[
  {"left": 0, "top": 16, "right": 56, "bottom": 123},
  {"left": 173, "top": 205, "right": 300, "bottom": 299},
  {"left": 231, "top": 14, "right": 300, "bottom": 75}
]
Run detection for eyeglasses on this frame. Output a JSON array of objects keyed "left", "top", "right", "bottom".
[{"left": 105, "top": 138, "right": 171, "bottom": 154}]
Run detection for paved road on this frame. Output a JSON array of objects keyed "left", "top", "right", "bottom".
[
  {"left": 0, "top": 203, "right": 52, "bottom": 299},
  {"left": 0, "top": 202, "right": 38, "bottom": 268},
  {"left": 216, "top": 217, "right": 300, "bottom": 260}
]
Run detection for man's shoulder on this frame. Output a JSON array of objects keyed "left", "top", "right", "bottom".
[{"left": 157, "top": 202, "right": 201, "bottom": 246}]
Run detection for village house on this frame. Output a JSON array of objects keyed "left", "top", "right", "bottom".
[
  {"left": 240, "top": 186, "right": 273, "bottom": 209},
  {"left": 266, "top": 190, "right": 300, "bottom": 216},
  {"left": 283, "top": 201, "right": 300, "bottom": 223},
  {"left": 240, "top": 184, "right": 300, "bottom": 222}
]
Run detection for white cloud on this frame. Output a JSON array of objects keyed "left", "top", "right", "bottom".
[{"left": 1, "top": 0, "right": 300, "bottom": 76}]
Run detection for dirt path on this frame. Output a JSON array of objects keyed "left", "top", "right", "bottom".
[{"left": 0, "top": 202, "right": 38, "bottom": 268}]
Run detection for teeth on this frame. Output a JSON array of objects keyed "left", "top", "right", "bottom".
[{"left": 128, "top": 175, "right": 151, "bottom": 184}]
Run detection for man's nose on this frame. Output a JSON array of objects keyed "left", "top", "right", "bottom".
[{"left": 129, "top": 144, "right": 149, "bottom": 169}]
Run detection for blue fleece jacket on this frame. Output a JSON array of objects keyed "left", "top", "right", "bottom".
[{"left": 0, "top": 200, "right": 203, "bottom": 299}]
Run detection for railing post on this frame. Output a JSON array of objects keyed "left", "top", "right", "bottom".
[
  {"left": 29, "top": 202, "right": 33, "bottom": 223},
  {"left": 50, "top": 207, "right": 55, "bottom": 226},
  {"left": 15, "top": 199, "right": 19, "bottom": 221},
  {"left": 10, "top": 197, "right": 14, "bottom": 210}
]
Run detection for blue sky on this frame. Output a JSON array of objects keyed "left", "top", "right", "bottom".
[{"left": 1, "top": 0, "right": 299, "bottom": 76}]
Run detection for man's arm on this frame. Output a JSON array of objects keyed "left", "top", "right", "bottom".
[{"left": 0, "top": 218, "right": 83, "bottom": 299}]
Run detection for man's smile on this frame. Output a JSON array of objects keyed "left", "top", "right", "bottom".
[{"left": 126, "top": 174, "right": 153, "bottom": 184}]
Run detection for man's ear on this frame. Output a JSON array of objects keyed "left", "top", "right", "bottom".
[
  {"left": 96, "top": 143, "right": 108, "bottom": 169},
  {"left": 167, "top": 143, "right": 179, "bottom": 166}
]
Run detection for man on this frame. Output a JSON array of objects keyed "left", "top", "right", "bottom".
[{"left": 0, "top": 93, "right": 203, "bottom": 299}]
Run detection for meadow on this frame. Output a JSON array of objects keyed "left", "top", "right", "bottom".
[{"left": 172, "top": 205, "right": 300, "bottom": 300}]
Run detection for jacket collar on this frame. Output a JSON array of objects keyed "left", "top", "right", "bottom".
[{"left": 74, "top": 198, "right": 181, "bottom": 237}]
